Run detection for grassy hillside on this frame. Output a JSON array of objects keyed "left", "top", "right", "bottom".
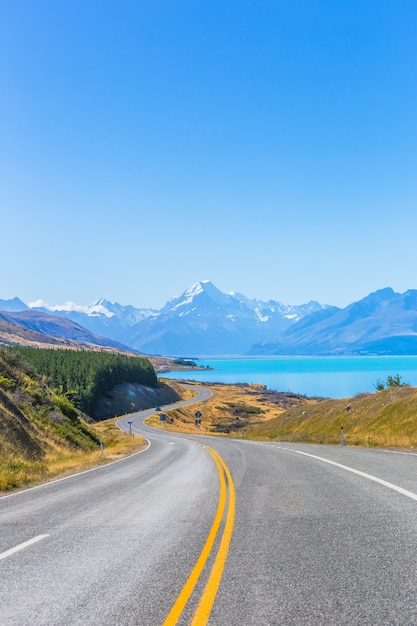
[
  {"left": 148, "top": 380, "right": 417, "bottom": 450},
  {"left": 0, "top": 349, "right": 95, "bottom": 490},
  {"left": 0, "top": 349, "right": 193, "bottom": 493},
  {"left": 0, "top": 349, "right": 146, "bottom": 492},
  {"left": 247, "top": 385, "right": 417, "bottom": 448}
]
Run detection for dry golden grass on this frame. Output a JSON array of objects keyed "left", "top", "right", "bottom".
[
  {"left": 5, "top": 380, "right": 417, "bottom": 494},
  {"left": 47, "top": 417, "right": 147, "bottom": 472},
  {"left": 145, "top": 381, "right": 307, "bottom": 436},
  {"left": 0, "top": 417, "right": 147, "bottom": 493},
  {"left": 248, "top": 385, "right": 417, "bottom": 448},
  {"left": 147, "top": 380, "right": 417, "bottom": 450}
]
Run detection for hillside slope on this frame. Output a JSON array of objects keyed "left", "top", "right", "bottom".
[
  {"left": 0, "top": 350, "right": 101, "bottom": 489},
  {"left": 0, "top": 349, "right": 186, "bottom": 491},
  {"left": 146, "top": 380, "right": 417, "bottom": 450},
  {"left": 0, "top": 310, "right": 136, "bottom": 352},
  {"left": 248, "top": 385, "right": 417, "bottom": 448}
]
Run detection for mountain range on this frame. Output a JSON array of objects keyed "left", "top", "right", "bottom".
[
  {"left": 0, "top": 308, "right": 137, "bottom": 353},
  {"left": 1, "top": 282, "right": 417, "bottom": 356}
]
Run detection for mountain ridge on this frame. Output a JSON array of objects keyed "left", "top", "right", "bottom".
[
  {"left": 249, "top": 288, "right": 417, "bottom": 355},
  {"left": 1, "top": 281, "right": 328, "bottom": 355},
  {"left": 0, "top": 309, "right": 140, "bottom": 353},
  {"left": 2, "top": 282, "right": 417, "bottom": 356}
]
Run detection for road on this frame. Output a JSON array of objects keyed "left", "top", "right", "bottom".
[{"left": 2, "top": 385, "right": 417, "bottom": 625}]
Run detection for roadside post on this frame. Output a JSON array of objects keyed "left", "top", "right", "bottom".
[
  {"left": 128, "top": 420, "right": 134, "bottom": 441},
  {"left": 341, "top": 426, "right": 345, "bottom": 446},
  {"left": 195, "top": 411, "right": 202, "bottom": 430},
  {"left": 99, "top": 438, "right": 104, "bottom": 457}
]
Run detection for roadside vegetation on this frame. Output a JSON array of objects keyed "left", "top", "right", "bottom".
[
  {"left": 3, "top": 345, "right": 417, "bottom": 493},
  {"left": 147, "top": 377, "right": 417, "bottom": 449},
  {"left": 0, "top": 348, "right": 149, "bottom": 492},
  {"left": 5, "top": 346, "right": 156, "bottom": 419},
  {"left": 248, "top": 385, "right": 417, "bottom": 447},
  {"left": 145, "top": 381, "right": 309, "bottom": 434}
]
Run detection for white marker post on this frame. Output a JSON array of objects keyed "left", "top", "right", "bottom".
[
  {"left": 99, "top": 438, "right": 104, "bottom": 457},
  {"left": 128, "top": 420, "right": 134, "bottom": 441},
  {"left": 341, "top": 426, "right": 345, "bottom": 446}
]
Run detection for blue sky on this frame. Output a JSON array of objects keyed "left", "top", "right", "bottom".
[{"left": 1, "top": 1, "right": 416, "bottom": 310}]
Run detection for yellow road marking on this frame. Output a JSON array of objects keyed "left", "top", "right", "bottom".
[
  {"left": 190, "top": 448, "right": 235, "bottom": 625},
  {"left": 163, "top": 446, "right": 230, "bottom": 625}
]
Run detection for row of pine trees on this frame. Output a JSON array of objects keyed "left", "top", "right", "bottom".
[{"left": 6, "top": 347, "right": 157, "bottom": 418}]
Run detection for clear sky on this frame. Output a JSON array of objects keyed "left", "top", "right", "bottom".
[{"left": 1, "top": 1, "right": 416, "bottom": 310}]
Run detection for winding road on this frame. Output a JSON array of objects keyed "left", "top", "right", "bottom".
[{"left": 2, "top": 385, "right": 417, "bottom": 625}]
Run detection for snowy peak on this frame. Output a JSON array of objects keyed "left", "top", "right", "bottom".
[
  {"left": 162, "top": 280, "right": 232, "bottom": 315},
  {"left": 88, "top": 299, "right": 157, "bottom": 323},
  {"left": 175, "top": 280, "right": 223, "bottom": 303},
  {"left": 132, "top": 282, "right": 333, "bottom": 354},
  {"left": 29, "top": 298, "right": 156, "bottom": 322},
  {"left": 135, "top": 281, "right": 331, "bottom": 355},
  {"left": 30, "top": 299, "right": 115, "bottom": 318},
  {"left": 224, "top": 292, "right": 326, "bottom": 324}
]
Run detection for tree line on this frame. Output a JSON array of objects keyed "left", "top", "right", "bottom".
[{"left": 6, "top": 347, "right": 157, "bottom": 417}]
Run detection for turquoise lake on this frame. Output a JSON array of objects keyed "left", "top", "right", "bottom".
[{"left": 161, "top": 356, "right": 417, "bottom": 399}]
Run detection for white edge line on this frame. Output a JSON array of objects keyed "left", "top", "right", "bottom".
[
  {"left": 293, "top": 449, "right": 417, "bottom": 502},
  {"left": 0, "top": 534, "right": 50, "bottom": 560},
  {"left": 1, "top": 383, "right": 209, "bottom": 501}
]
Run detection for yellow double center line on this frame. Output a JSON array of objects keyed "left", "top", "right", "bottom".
[{"left": 163, "top": 445, "right": 235, "bottom": 626}]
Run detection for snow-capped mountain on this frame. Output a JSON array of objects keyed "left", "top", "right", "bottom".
[
  {"left": 229, "top": 290, "right": 325, "bottom": 325},
  {"left": 3, "top": 283, "right": 417, "bottom": 356},
  {"left": 28, "top": 298, "right": 157, "bottom": 345},
  {"left": 0, "top": 281, "right": 329, "bottom": 355},
  {"left": 126, "top": 281, "right": 328, "bottom": 355}
]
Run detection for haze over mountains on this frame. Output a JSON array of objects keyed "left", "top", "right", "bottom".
[{"left": 1, "top": 282, "right": 417, "bottom": 356}]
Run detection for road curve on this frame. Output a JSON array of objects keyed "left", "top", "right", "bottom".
[{"left": 2, "top": 385, "right": 417, "bottom": 625}]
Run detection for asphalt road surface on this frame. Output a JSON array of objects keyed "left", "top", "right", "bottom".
[{"left": 2, "top": 385, "right": 417, "bottom": 625}]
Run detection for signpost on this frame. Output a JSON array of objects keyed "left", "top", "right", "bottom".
[
  {"left": 195, "top": 411, "right": 202, "bottom": 429},
  {"left": 128, "top": 420, "right": 134, "bottom": 441}
]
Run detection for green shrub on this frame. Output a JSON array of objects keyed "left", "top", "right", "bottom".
[{"left": 0, "top": 376, "right": 16, "bottom": 391}]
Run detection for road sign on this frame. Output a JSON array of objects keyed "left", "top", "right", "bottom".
[
  {"left": 160, "top": 413, "right": 167, "bottom": 422},
  {"left": 195, "top": 411, "right": 202, "bottom": 419}
]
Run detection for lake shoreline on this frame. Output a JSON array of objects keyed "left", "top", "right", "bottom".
[{"left": 159, "top": 355, "right": 417, "bottom": 399}]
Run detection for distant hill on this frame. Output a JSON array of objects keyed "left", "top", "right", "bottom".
[
  {"left": 0, "top": 297, "right": 28, "bottom": 312},
  {"left": 0, "top": 309, "right": 140, "bottom": 353}
]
